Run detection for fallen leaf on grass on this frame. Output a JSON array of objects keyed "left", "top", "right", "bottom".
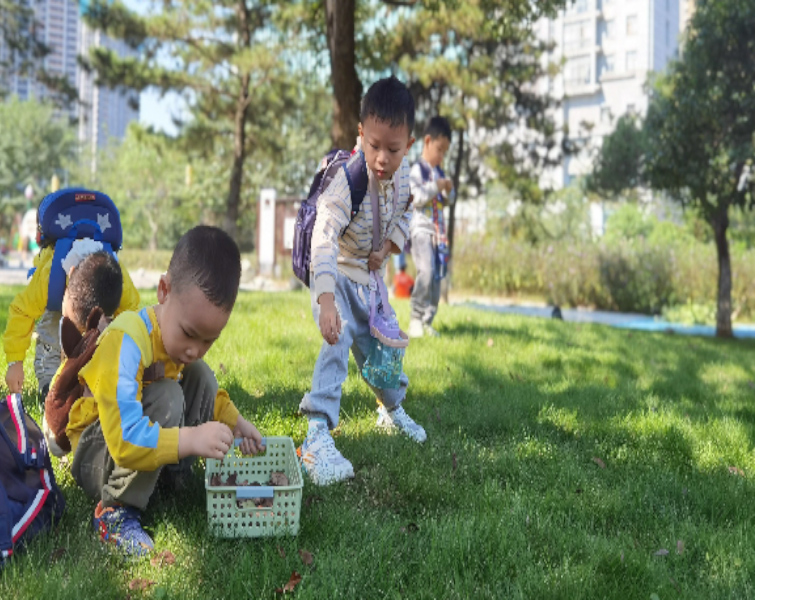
[
  {"left": 219, "top": 363, "right": 227, "bottom": 375},
  {"left": 277, "top": 545, "right": 286, "bottom": 559},
  {"left": 49, "top": 547, "right": 67, "bottom": 563},
  {"left": 620, "top": 551, "right": 624, "bottom": 563},
  {"left": 150, "top": 550, "right": 176, "bottom": 568},
  {"left": 728, "top": 466, "right": 745, "bottom": 477},
  {"left": 275, "top": 571, "right": 302, "bottom": 595},
  {"left": 452, "top": 452, "right": 457, "bottom": 472},
  {"left": 653, "top": 549, "right": 669, "bottom": 557},
  {"left": 400, "top": 522, "right": 419, "bottom": 534},
  {"left": 129, "top": 578, "right": 156, "bottom": 591},
  {"left": 592, "top": 457, "right": 606, "bottom": 469},
  {"left": 487, "top": 338, "right": 494, "bottom": 347},
  {"left": 303, "top": 494, "right": 323, "bottom": 507},
  {"left": 676, "top": 540, "right": 685, "bottom": 555},
  {"left": 299, "top": 549, "right": 314, "bottom": 566}
]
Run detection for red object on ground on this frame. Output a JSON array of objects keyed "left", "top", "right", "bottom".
[{"left": 394, "top": 270, "right": 414, "bottom": 298}]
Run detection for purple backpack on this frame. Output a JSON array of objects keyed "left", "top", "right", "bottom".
[{"left": 292, "top": 149, "right": 369, "bottom": 286}]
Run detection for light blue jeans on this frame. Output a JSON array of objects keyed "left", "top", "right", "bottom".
[{"left": 300, "top": 275, "right": 409, "bottom": 429}]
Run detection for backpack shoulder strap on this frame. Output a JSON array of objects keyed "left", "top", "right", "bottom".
[
  {"left": 417, "top": 160, "right": 432, "bottom": 182},
  {"left": 343, "top": 150, "right": 369, "bottom": 218}
]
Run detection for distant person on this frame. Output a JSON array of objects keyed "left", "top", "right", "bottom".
[
  {"left": 408, "top": 116, "right": 453, "bottom": 338},
  {"left": 3, "top": 189, "right": 140, "bottom": 406},
  {"left": 393, "top": 264, "right": 414, "bottom": 299},
  {"left": 298, "top": 76, "right": 427, "bottom": 487},
  {"left": 67, "top": 226, "right": 264, "bottom": 557}
]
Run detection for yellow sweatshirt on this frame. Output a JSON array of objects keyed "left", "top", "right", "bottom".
[
  {"left": 2, "top": 246, "right": 141, "bottom": 362},
  {"left": 67, "top": 307, "right": 240, "bottom": 471}
]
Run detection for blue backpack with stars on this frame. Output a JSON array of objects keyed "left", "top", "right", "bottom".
[{"left": 32, "top": 188, "right": 123, "bottom": 311}]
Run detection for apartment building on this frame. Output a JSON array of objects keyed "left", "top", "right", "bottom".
[
  {"left": 535, "top": 0, "right": 683, "bottom": 190},
  {"left": 0, "top": 0, "right": 138, "bottom": 151}
]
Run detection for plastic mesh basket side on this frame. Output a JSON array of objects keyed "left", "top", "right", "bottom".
[{"left": 205, "top": 436, "right": 303, "bottom": 537}]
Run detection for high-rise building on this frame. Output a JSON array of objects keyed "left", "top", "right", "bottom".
[
  {"left": 0, "top": 0, "right": 138, "bottom": 152},
  {"left": 534, "top": 0, "right": 681, "bottom": 190}
]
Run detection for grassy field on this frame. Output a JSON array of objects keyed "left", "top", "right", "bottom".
[{"left": 0, "top": 286, "right": 755, "bottom": 599}]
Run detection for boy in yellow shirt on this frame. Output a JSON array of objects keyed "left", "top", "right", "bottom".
[{"left": 68, "top": 225, "right": 263, "bottom": 557}]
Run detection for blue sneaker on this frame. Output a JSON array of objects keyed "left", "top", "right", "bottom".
[{"left": 93, "top": 501, "right": 154, "bottom": 557}]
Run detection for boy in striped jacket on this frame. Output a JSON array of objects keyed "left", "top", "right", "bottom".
[{"left": 299, "top": 76, "right": 428, "bottom": 486}]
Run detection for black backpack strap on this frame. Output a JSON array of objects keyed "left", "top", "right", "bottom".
[{"left": 343, "top": 150, "right": 369, "bottom": 220}]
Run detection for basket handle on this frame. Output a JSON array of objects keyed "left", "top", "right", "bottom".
[{"left": 235, "top": 486, "right": 274, "bottom": 499}]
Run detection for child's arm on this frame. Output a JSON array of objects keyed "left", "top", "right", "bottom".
[
  {"left": 409, "top": 163, "right": 443, "bottom": 209},
  {"left": 3, "top": 251, "right": 52, "bottom": 392},
  {"left": 310, "top": 168, "right": 352, "bottom": 303}
]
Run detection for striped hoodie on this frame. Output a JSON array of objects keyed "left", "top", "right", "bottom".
[{"left": 310, "top": 149, "right": 412, "bottom": 301}]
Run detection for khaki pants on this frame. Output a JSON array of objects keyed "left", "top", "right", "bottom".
[{"left": 71, "top": 360, "right": 218, "bottom": 510}]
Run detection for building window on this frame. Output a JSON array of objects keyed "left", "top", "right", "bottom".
[
  {"left": 625, "top": 50, "right": 637, "bottom": 71},
  {"left": 626, "top": 103, "right": 636, "bottom": 115},
  {"left": 600, "top": 107, "right": 612, "bottom": 122},
  {"left": 606, "top": 19, "right": 615, "bottom": 40},
  {"left": 566, "top": 55, "right": 592, "bottom": 87},
  {"left": 565, "top": 20, "right": 593, "bottom": 51},
  {"left": 626, "top": 14, "right": 637, "bottom": 35},
  {"left": 604, "top": 54, "right": 615, "bottom": 74},
  {"left": 572, "top": 0, "right": 589, "bottom": 13}
]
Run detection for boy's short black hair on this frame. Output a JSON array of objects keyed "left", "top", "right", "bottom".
[
  {"left": 360, "top": 75, "right": 415, "bottom": 134},
  {"left": 168, "top": 225, "right": 241, "bottom": 312},
  {"left": 425, "top": 116, "right": 452, "bottom": 142},
  {"left": 66, "top": 251, "right": 123, "bottom": 326}
]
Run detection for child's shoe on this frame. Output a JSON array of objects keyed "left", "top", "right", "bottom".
[
  {"left": 93, "top": 501, "right": 154, "bottom": 557},
  {"left": 423, "top": 324, "right": 440, "bottom": 337},
  {"left": 298, "top": 420, "right": 354, "bottom": 486},
  {"left": 376, "top": 405, "right": 427, "bottom": 443},
  {"left": 408, "top": 318, "right": 424, "bottom": 338}
]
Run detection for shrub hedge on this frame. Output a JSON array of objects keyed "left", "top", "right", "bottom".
[{"left": 452, "top": 234, "right": 755, "bottom": 322}]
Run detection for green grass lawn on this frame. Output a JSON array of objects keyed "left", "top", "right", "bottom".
[{"left": 0, "top": 286, "right": 755, "bottom": 599}]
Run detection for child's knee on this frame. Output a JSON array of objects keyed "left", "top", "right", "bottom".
[{"left": 142, "top": 379, "right": 185, "bottom": 427}]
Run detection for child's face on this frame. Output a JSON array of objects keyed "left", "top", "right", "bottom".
[
  {"left": 156, "top": 274, "right": 230, "bottom": 366},
  {"left": 358, "top": 117, "right": 415, "bottom": 180},
  {"left": 422, "top": 134, "right": 451, "bottom": 168}
]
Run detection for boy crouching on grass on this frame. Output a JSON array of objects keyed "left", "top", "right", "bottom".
[{"left": 67, "top": 225, "right": 264, "bottom": 557}]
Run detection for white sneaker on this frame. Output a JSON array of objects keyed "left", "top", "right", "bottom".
[
  {"left": 423, "top": 324, "right": 440, "bottom": 337},
  {"left": 408, "top": 318, "right": 424, "bottom": 338},
  {"left": 298, "top": 421, "right": 354, "bottom": 485},
  {"left": 376, "top": 405, "right": 427, "bottom": 443}
]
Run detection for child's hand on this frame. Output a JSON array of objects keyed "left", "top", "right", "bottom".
[
  {"left": 318, "top": 293, "right": 342, "bottom": 345},
  {"left": 233, "top": 415, "right": 265, "bottom": 456},
  {"left": 368, "top": 248, "right": 387, "bottom": 271},
  {"left": 437, "top": 178, "right": 453, "bottom": 196},
  {"left": 5, "top": 362, "right": 23, "bottom": 394},
  {"left": 178, "top": 421, "right": 234, "bottom": 461}
]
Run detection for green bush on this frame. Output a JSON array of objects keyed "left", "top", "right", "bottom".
[{"left": 451, "top": 233, "right": 755, "bottom": 322}]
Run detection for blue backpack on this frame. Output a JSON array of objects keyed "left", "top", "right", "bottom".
[
  {"left": 292, "top": 149, "right": 369, "bottom": 287},
  {"left": 1, "top": 393, "right": 66, "bottom": 565},
  {"left": 32, "top": 188, "right": 123, "bottom": 312}
]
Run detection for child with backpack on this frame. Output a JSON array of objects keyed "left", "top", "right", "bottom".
[
  {"left": 296, "top": 76, "right": 427, "bottom": 487},
  {"left": 41, "top": 251, "right": 124, "bottom": 458},
  {"left": 408, "top": 116, "right": 453, "bottom": 338},
  {"left": 3, "top": 188, "right": 140, "bottom": 404}
]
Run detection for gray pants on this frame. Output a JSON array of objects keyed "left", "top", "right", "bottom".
[
  {"left": 34, "top": 310, "right": 61, "bottom": 394},
  {"left": 71, "top": 360, "right": 217, "bottom": 510},
  {"left": 410, "top": 231, "right": 440, "bottom": 326},
  {"left": 299, "top": 275, "right": 409, "bottom": 429}
]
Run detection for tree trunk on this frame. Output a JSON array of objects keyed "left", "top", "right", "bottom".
[
  {"left": 223, "top": 1, "right": 252, "bottom": 240},
  {"left": 325, "top": 0, "right": 362, "bottom": 150},
  {"left": 710, "top": 204, "right": 733, "bottom": 338}
]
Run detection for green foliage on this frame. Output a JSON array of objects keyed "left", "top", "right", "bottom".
[
  {"left": 0, "top": 97, "right": 76, "bottom": 235},
  {"left": 81, "top": 0, "right": 312, "bottom": 240},
  {"left": 452, "top": 232, "right": 755, "bottom": 322},
  {"left": 588, "top": 114, "right": 647, "bottom": 198},
  {"left": 0, "top": 287, "right": 755, "bottom": 598}
]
